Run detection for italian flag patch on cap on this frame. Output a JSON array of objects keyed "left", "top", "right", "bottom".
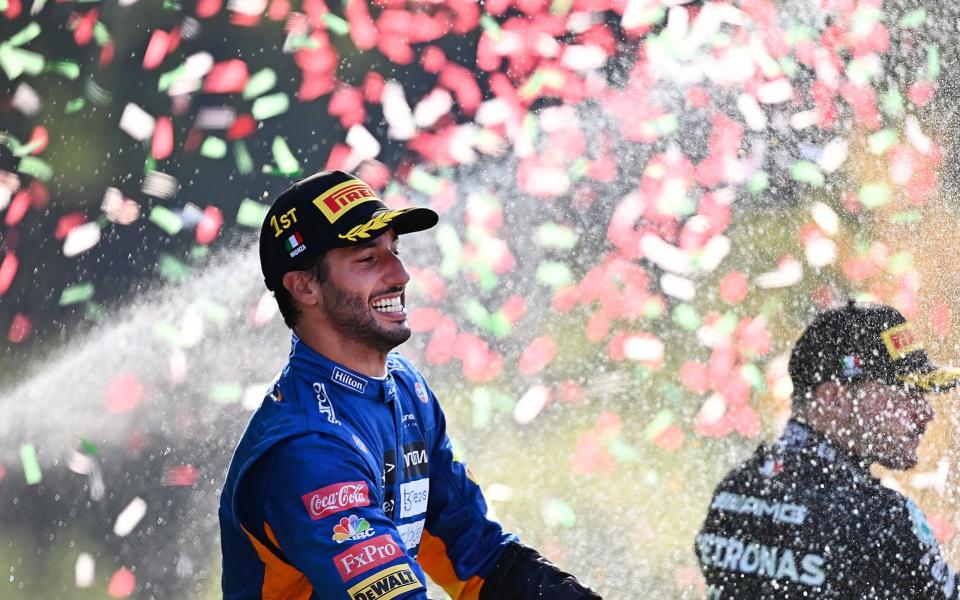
[{"left": 284, "top": 232, "right": 304, "bottom": 253}]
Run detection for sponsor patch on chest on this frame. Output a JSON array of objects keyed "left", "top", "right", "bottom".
[{"left": 399, "top": 479, "right": 429, "bottom": 518}]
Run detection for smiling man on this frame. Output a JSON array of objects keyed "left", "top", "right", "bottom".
[
  {"left": 696, "top": 300, "right": 960, "bottom": 598},
  {"left": 219, "top": 171, "right": 600, "bottom": 600}
]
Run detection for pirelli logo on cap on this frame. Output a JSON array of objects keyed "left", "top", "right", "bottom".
[
  {"left": 347, "top": 565, "right": 422, "bottom": 600},
  {"left": 313, "top": 180, "right": 380, "bottom": 224},
  {"left": 881, "top": 322, "right": 922, "bottom": 360}
]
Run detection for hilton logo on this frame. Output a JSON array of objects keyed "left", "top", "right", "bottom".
[{"left": 332, "top": 367, "right": 367, "bottom": 394}]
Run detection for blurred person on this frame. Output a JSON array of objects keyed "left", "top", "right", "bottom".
[
  {"left": 696, "top": 300, "right": 960, "bottom": 598},
  {"left": 219, "top": 170, "right": 600, "bottom": 600}
]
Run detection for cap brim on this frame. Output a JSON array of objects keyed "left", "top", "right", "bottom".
[
  {"left": 389, "top": 207, "right": 439, "bottom": 235},
  {"left": 896, "top": 366, "right": 960, "bottom": 392}
]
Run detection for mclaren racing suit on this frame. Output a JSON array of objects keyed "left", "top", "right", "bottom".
[
  {"left": 220, "top": 335, "right": 599, "bottom": 600},
  {"left": 696, "top": 419, "right": 960, "bottom": 598}
]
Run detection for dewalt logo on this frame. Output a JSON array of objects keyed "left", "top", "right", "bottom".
[{"left": 347, "top": 565, "right": 422, "bottom": 600}]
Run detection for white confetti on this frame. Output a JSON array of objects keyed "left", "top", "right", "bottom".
[
  {"left": 790, "top": 110, "right": 818, "bottom": 130},
  {"left": 63, "top": 222, "right": 101, "bottom": 258},
  {"left": 697, "top": 393, "right": 727, "bottom": 424},
  {"left": 513, "top": 385, "right": 551, "bottom": 425},
  {"left": 910, "top": 459, "right": 949, "bottom": 493},
  {"left": 561, "top": 44, "right": 608, "bottom": 72},
  {"left": 737, "top": 93, "right": 767, "bottom": 131},
  {"left": 811, "top": 202, "right": 840, "bottom": 236},
  {"left": 101, "top": 187, "right": 141, "bottom": 224},
  {"left": 818, "top": 138, "right": 848, "bottom": 173},
  {"left": 698, "top": 235, "right": 731, "bottom": 272},
  {"left": 905, "top": 115, "right": 933, "bottom": 155},
  {"left": 345, "top": 125, "right": 382, "bottom": 171},
  {"left": 641, "top": 234, "right": 692, "bottom": 275},
  {"left": 75, "top": 553, "right": 95, "bottom": 588},
  {"left": 414, "top": 88, "right": 453, "bottom": 129},
  {"left": 804, "top": 236, "right": 836, "bottom": 268},
  {"left": 142, "top": 171, "right": 179, "bottom": 199},
  {"left": 119, "top": 103, "right": 156, "bottom": 141},
  {"left": 251, "top": 291, "right": 279, "bottom": 326},
  {"left": 113, "top": 497, "right": 148, "bottom": 537},
  {"left": 757, "top": 79, "right": 793, "bottom": 104},
  {"left": 382, "top": 81, "right": 416, "bottom": 141},
  {"left": 195, "top": 106, "right": 236, "bottom": 130},
  {"left": 623, "top": 335, "right": 665, "bottom": 363},
  {"left": 755, "top": 257, "right": 803, "bottom": 288},
  {"left": 660, "top": 273, "right": 696, "bottom": 300},
  {"left": 12, "top": 83, "right": 41, "bottom": 116}
]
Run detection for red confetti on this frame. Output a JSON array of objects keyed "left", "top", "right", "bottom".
[
  {"left": 680, "top": 361, "right": 710, "bottom": 395},
  {"left": 572, "top": 431, "right": 614, "bottom": 475},
  {"left": 0, "top": 463, "right": 5, "bottom": 482},
  {"left": 196, "top": 0, "right": 223, "bottom": 18},
  {"left": 54, "top": 212, "right": 87, "bottom": 240},
  {"left": 195, "top": 205, "right": 223, "bottom": 246},
  {"left": 152, "top": 116, "right": 174, "bottom": 160},
  {"left": 345, "top": 0, "right": 378, "bottom": 50},
  {"left": 4, "top": 0, "right": 21, "bottom": 19},
  {"left": 227, "top": 114, "right": 256, "bottom": 140},
  {"left": 162, "top": 464, "right": 200, "bottom": 486},
  {"left": 27, "top": 126, "right": 48, "bottom": 155},
  {"left": 408, "top": 307, "right": 444, "bottom": 332},
  {"left": 7, "top": 313, "right": 31, "bottom": 344},
  {"left": 653, "top": 425, "right": 685, "bottom": 451},
  {"left": 5, "top": 190, "right": 31, "bottom": 226},
  {"left": 0, "top": 253, "right": 18, "bottom": 296},
  {"left": 519, "top": 335, "right": 556, "bottom": 375},
  {"left": 909, "top": 81, "right": 935, "bottom": 107},
  {"left": 930, "top": 300, "right": 952, "bottom": 338},
  {"left": 105, "top": 373, "right": 144, "bottom": 414},
  {"left": 204, "top": 60, "right": 249, "bottom": 94},
  {"left": 928, "top": 513, "right": 955, "bottom": 544},
  {"left": 71, "top": 9, "right": 99, "bottom": 47},
  {"left": 107, "top": 568, "right": 136, "bottom": 598},
  {"left": 143, "top": 30, "right": 170, "bottom": 70}
]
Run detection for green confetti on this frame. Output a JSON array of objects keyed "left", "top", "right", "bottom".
[
  {"left": 251, "top": 92, "right": 289, "bottom": 120},
  {"left": 715, "top": 312, "right": 739, "bottom": 337},
  {"left": 479, "top": 14, "right": 501, "bottom": 40},
  {"left": 927, "top": 44, "right": 941, "bottom": 80},
  {"left": 236, "top": 198, "right": 270, "bottom": 228},
  {"left": 158, "top": 254, "right": 189, "bottom": 281},
  {"left": 17, "top": 156, "right": 52, "bottom": 181},
  {"left": 437, "top": 224, "right": 462, "bottom": 278},
  {"left": 322, "top": 12, "right": 349, "bottom": 36},
  {"left": 152, "top": 321, "right": 182, "bottom": 348},
  {"left": 741, "top": 363, "right": 765, "bottom": 390},
  {"left": 536, "top": 223, "right": 579, "bottom": 250},
  {"left": 748, "top": 171, "right": 769, "bottom": 194},
  {"left": 881, "top": 89, "right": 904, "bottom": 117},
  {"left": 65, "top": 98, "right": 86, "bottom": 113},
  {"left": 488, "top": 311, "right": 512, "bottom": 338},
  {"left": 636, "top": 6, "right": 666, "bottom": 27},
  {"left": 889, "top": 211, "right": 921, "bottom": 224},
  {"left": 9, "top": 22, "right": 41, "bottom": 46},
  {"left": 78, "top": 439, "right": 99, "bottom": 455},
  {"left": 569, "top": 157, "right": 589, "bottom": 182},
  {"left": 20, "top": 444, "right": 42, "bottom": 485},
  {"left": 408, "top": 169, "right": 442, "bottom": 196},
  {"left": 550, "top": 0, "right": 572, "bottom": 16},
  {"left": 270, "top": 136, "right": 300, "bottom": 176},
  {"left": 59, "top": 283, "right": 95, "bottom": 306},
  {"left": 867, "top": 129, "right": 898, "bottom": 155},
  {"left": 211, "top": 383, "right": 243, "bottom": 404},
  {"left": 158, "top": 64, "right": 186, "bottom": 93},
  {"left": 44, "top": 60, "right": 80, "bottom": 79},
  {"left": 542, "top": 499, "right": 577, "bottom": 528},
  {"left": 464, "top": 300, "right": 491, "bottom": 330},
  {"left": 243, "top": 68, "right": 277, "bottom": 100},
  {"left": 234, "top": 140, "right": 254, "bottom": 175},
  {"left": 642, "top": 297, "right": 664, "bottom": 319},
  {"left": 163, "top": 0, "right": 181, "bottom": 9},
  {"left": 859, "top": 182, "right": 891, "bottom": 209},
  {"left": 92, "top": 21, "right": 111, "bottom": 46},
  {"left": 607, "top": 437, "right": 638, "bottom": 462},
  {"left": 672, "top": 303, "right": 701, "bottom": 331},
  {"left": 197, "top": 297, "right": 230, "bottom": 326},
  {"left": 471, "top": 388, "right": 493, "bottom": 430},
  {"left": 149, "top": 205, "right": 183, "bottom": 235},
  {"left": 200, "top": 137, "right": 228, "bottom": 159},
  {"left": 535, "top": 261, "right": 573, "bottom": 288},
  {"left": 899, "top": 8, "right": 927, "bottom": 28},
  {"left": 887, "top": 252, "right": 914, "bottom": 275},
  {"left": 0, "top": 45, "right": 45, "bottom": 79},
  {"left": 790, "top": 161, "right": 825, "bottom": 187},
  {"left": 642, "top": 410, "right": 674, "bottom": 441},
  {"left": 84, "top": 301, "right": 104, "bottom": 322}
]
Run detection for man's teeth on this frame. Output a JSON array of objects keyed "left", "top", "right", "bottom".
[{"left": 372, "top": 297, "right": 403, "bottom": 313}]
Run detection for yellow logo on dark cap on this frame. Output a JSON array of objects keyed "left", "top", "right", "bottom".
[
  {"left": 313, "top": 180, "right": 379, "bottom": 224},
  {"left": 881, "top": 322, "right": 922, "bottom": 360}
]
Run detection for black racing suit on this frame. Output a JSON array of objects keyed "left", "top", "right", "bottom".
[{"left": 696, "top": 419, "right": 960, "bottom": 598}]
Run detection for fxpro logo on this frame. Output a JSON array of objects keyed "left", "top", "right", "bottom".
[
  {"left": 712, "top": 492, "right": 808, "bottom": 526},
  {"left": 399, "top": 479, "right": 429, "bottom": 518},
  {"left": 333, "top": 533, "right": 401, "bottom": 582},
  {"left": 332, "top": 367, "right": 367, "bottom": 394}
]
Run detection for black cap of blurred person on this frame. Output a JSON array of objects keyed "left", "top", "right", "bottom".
[
  {"left": 789, "top": 300, "right": 960, "bottom": 399},
  {"left": 259, "top": 170, "right": 438, "bottom": 292}
]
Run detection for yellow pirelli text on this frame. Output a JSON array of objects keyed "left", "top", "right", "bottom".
[{"left": 312, "top": 180, "right": 379, "bottom": 224}]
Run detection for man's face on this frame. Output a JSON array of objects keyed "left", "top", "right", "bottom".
[
  {"left": 843, "top": 380, "right": 935, "bottom": 470},
  {"left": 317, "top": 231, "right": 412, "bottom": 353}
]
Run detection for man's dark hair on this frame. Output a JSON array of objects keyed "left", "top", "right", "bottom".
[{"left": 275, "top": 252, "right": 329, "bottom": 329}]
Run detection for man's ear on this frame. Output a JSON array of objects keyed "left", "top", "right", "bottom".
[
  {"left": 282, "top": 270, "right": 321, "bottom": 308},
  {"left": 807, "top": 381, "right": 852, "bottom": 429}
]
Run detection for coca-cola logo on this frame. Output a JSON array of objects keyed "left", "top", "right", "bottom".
[{"left": 301, "top": 481, "right": 370, "bottom": 521}]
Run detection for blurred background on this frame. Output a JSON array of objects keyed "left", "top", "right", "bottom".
[{"left": 4, "top": 0, "right": 960, "bottom": 597}]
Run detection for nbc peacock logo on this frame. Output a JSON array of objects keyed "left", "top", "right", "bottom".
[{"left": 332, "top": 514, "right": 375, "bottom": 543}]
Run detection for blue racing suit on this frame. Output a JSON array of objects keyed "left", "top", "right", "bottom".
[{"left": 220, "top": 335, "right": 515, "bottom": 599}]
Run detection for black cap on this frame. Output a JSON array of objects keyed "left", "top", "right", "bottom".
[
  {"left": 259, "top": 170, "right": 439, "bottom": 291},
  {"left": 789, "top": 300, "right": 960, "bottom": 397}
]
